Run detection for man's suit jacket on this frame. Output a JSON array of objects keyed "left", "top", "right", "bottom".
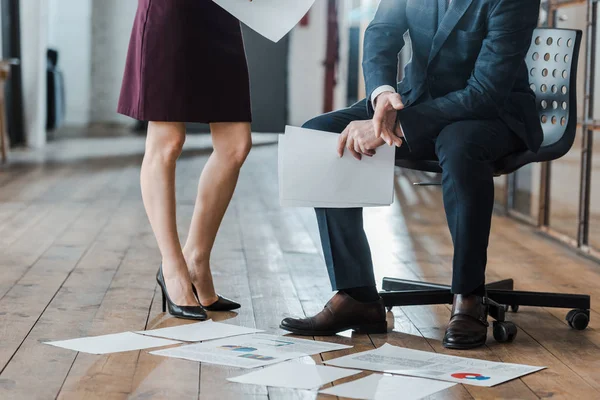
[{"left": 363, "top": 0, "right": 543, "bottom": 154}]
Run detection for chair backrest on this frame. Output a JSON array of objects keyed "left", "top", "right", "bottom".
[
  {"left": 526, "top": 28, "right": 582, "bottom": 155},
  {"left": 493, "top": 28, "right": 582, "bottom": 175}
]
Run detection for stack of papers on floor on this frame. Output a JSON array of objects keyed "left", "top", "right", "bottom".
[{"left": 279, "top": 126, "right": 396, "bottom": 208}]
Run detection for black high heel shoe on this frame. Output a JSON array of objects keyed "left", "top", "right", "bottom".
[
  {"left": 192, "top": 286, "right": 241, "bottom": 311},
  {"left": 157, "top": 266, "right": 207, "bottom": 320}
]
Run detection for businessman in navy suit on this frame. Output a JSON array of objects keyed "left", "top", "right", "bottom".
[{"left": 280, "top": 0, "right": 542, "bottom": 349}]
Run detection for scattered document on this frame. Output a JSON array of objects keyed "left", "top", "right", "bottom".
[
  {"left": 151, "top": 335, "right": 310, "bottom": 369},
  {"left": 45, "top": 332, "right": 180, "bottom": 355},
  {"left": 246, "top": 334, "right": 353, "bottom": 355},
  {"left": 279, "top": 127, "right": 396, "bottom": 208},
  {"left": 228, "top": 362, "right": 362, "bottom": 390},
  {"left": 136, "top": 320, "right": 263, "bottom": 342},
  {"left": 319, "top": 374, "right": 455, "bottom": 400},
  {"left": 213, "top": 0, "right": 316, "bottom": 42},
  {"left": 325, "top": 344, "right": 545, "bottom": 387}
]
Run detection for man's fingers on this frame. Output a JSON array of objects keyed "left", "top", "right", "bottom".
[
  {"left": 337, "top": 132, "right": 348, "bottom": 157},
  {"left": 390, "top": 93, "right": 404, "bottom": 110},
  {"left": 372, "top": 109, "right": 384, "bottom": 138},
  {"left": 380, "top": 131, "right": 392, "bottom": 146},
  {"left": 346, "top": 136, "right": 361, "bottom": 160}
]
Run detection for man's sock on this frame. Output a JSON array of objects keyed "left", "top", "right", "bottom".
[
  {"left": 342, "top": 286, "right": 380, "bottom": 302},
  {"left": 469, "top": 283, "right": 487, "bottom": 297}
]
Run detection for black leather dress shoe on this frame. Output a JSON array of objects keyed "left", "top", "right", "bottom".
[
  {"left": 443, "top": 294, "right": 489, "bottom": 350},
  {"left": 280, "top": 292, "right": 387, "bottom": 336}
]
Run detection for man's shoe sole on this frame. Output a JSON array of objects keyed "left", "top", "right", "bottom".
[
  {"left": 442, "top": 338, "right": 487, "bottom": 350},
  {"left": 279, "top": 321, "right": 387, "bottom": 336}
]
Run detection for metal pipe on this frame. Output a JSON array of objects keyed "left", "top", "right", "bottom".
[{"left": 577, "top": 0, "right": 596, "bottom": 246}]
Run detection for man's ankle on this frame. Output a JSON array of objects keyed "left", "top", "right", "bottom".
[{"left": 342, "top": 286, "right": 379, "bottom": 303}]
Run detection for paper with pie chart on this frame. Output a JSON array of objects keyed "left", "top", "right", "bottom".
[
  {"left": 150, "top": 334, "right": 329, "bottom": 369},
  {"left": 324, "top": 344, "right": 545, "bottom": 387}
]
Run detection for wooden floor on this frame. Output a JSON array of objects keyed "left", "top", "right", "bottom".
[{"left": 0, "top": 134, "right": 599, "bottom": 400}]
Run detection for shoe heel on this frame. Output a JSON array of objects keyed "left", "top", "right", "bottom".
[
  {"left": 160, "top": 287, "right": 166, "bottom": 313},
  {"left": 353, "top": 321, "right": 388, "bottom": 334}
]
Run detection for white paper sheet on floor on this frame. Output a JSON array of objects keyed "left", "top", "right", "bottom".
[
  {"left": 319, "top": 373, "right": 456, "bottom": 400},
  {"left": 45, "top": 332, "right": 180, "bottom": 355},
  {"left": 324, "top": 343, "right": 545, "bottom": 387},
  {"left": 228, "top": 362, "right": 362, "bottom": 390},
  {"left": 135, "top": 320, "right": 263, "bottom": 342}
]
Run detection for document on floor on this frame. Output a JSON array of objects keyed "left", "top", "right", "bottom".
[
  {"left": 45, "top": 332, "right": 181, "bottom": 355},
  {"left": 324, "top": 344, "right": 545, "bottom": 387},
  {"left": 319, "top": 373, "right": 456, "bottom": 400},
  {"left": 150, "top": 334, "right": 313, "bottom": 369},
  {"left": 135, "top": 320, "right": 263, "bottom": 342},
  {"left": 212, "top": 0, "right": 316, "bottom": 43},
  {"left": 279, "top": 126, "right": 396, "bottom": 208},
  {"left": 236, "top": 333, "right": 353, "bottom": 355},
  {"left": 228, "top": 362, "right": 362, "bottom": 390}
]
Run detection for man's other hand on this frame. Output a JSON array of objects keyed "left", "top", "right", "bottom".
[
  {"left": 337, "top": 120, "right": 387, "bottom": 160},
  {"left": 373, "top": 92, "right": 404, "bottom": 147}
]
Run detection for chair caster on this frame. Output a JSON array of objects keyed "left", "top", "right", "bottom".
[
  {"left": 566, "top": 309, "right": 589, "bottom": 330},
  {"left": 511, "top": 305, "right": 519, "bottom": 313},
  {"left": 493, "top": 321, "right": 517, "bottom": 343},
  {"left": 386, "top": 306, "right": 394, "bottom": 312}
]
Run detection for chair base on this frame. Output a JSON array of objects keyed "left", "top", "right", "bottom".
[{"left": 380, "top": 277, "right": 591, "bottom": 342}]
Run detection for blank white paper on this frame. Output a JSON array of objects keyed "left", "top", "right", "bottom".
[
  {"left": 278, "top": 134, "right": 382, "bottom": 208},
  {"left": 213, "top": 0, "right": 316, "bottom": 43},
  {"left": 319, "top": 374, "right": 455, "bottom": 400},
  {"left": 45, "top": 332, "right": 180, "bottom": 355},
  {"left": 279, "top": 126, "right": 395, "bottom": 208},
  {"left": 228, "top": 362, "right": 362, "bottom": 390},
  {"left": 325, "top": 344, "right": 545, "bottom": 387},
  {"left": 135, "top": 320, "right": 263, "bottom": 342}
]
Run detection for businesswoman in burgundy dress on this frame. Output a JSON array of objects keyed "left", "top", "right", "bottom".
[{"left": 118, "top": 0, "right": 251, "bottom": 320}]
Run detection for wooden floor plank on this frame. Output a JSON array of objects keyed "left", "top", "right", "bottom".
[
  {"left": 56, "top": 203, "right": 160, "bottom": 400},
  {"left": 0, "top": 201, "right": 140, "bottom": 400}
]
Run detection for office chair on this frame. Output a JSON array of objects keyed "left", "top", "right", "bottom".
[{"left": 380, "top": 28, "right": 590, "bottom": 343}]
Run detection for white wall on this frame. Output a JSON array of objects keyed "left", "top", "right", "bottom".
[
  {"left": 288, "top": 2, "right": 328, "bottom": 126},
  {"left": 47, "top": 0, "right": 92, "bottom": 126},
  {"left": 90, "top": 0, "right": 137, "bottom": 124},
  {"left": 20, "top": 0, "right": 49, "bottom": 148}
]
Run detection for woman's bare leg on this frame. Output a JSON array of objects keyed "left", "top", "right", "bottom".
[
  {"left": 182, "top": 122, "right": 252, "bottom": 305},
  {"left": 142, "top": 121, "right": 198, "bottom": 307}
]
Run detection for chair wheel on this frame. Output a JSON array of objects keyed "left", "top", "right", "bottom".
[
  {"left": 566, "top": 309, "right": 589, "bottom": 330},
  {"left": 511, "top": 305, "right": 519, "bottom": 313},
  {"left": 493, "top": 321, "right": 517, "bottom": 343},
  {"left": 387, "top": 307, "right": 393, "bottom": 312}
]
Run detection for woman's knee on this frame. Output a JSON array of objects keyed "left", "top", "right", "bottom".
[
  {"left": 146, "top": 122, "right": 186, "bottom": 162},
  {"left": 212, "top": 122, "right": 252, "bottom": 167}
]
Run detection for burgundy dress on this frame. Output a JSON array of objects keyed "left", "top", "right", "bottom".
[{"left": 118, "top": 0, "right": 252, "bottom": 123}]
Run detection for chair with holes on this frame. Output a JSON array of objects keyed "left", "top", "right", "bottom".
[{"left": 380, "top": 28, "right": 590, "bottom": 344}]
